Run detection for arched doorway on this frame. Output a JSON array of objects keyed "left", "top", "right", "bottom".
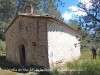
[{"left": 20, "top": 45, "right": 26, "bottom": 65}]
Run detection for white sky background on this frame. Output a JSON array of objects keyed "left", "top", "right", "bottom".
[{"left": 62, "top": 0, "right": 91, "bottom": 21}]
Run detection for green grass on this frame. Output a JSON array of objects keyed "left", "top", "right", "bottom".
[
  {"left": 52, "top": 51, "right": 100, "bottom": 75},
  {"left": 0, "top": 52, "right": 6, "bottom": 54},
  {"left": 0, "top": 51, "right": 100, "bottom": 75}
]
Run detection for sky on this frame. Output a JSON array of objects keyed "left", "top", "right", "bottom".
[{"left": 58, "top": 0, "right": 90, "bottom": 22}]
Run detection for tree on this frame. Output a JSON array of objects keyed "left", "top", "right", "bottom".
[
  {"left": 0, "top": 0, "right": 16, "bottom": 40},
  {"left": 68, "top": 19, "right": 81, "bottom": 30},
  {"left": 16, "top": 0, "right": 42, "bottom": 15},
  {"left": 16, "top": 0, "right": 63, "bottom": 19},
  {"left": 0, "top": 39, "right": 6, "bottom": 53},
  {"left": 78, "top": 0, "right": 100, "bottom": 27},
  {"left": 77, "top": 0, "right": 100, "bottom": 44},
  {"left": 69, "top": 19, "right": 93, "bottom": 52},
  {"left": 0, "top": 0, "right": 63, "bottom": 40},
  {"left": 0, "top": 0, "right": 16, "bottom": 22},
  {"left": 42, "top": 0, "right": 62, "bottom": 19}
]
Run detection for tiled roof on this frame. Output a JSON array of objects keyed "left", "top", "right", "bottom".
[{"left": 4, "top": 13, "right": 81, "bottom": 34}]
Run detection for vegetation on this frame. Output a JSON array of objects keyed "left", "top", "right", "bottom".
[
  {"left": 0, "top": 40, "right": 6, "bottom": 54},
  {"left": 0, "top": 0, "right": 63, "bottom": 54},
  {"left": 0, "top": 51, "right": 99, "bottom": 75},
  {"left": 68, "top": 0, "right": 100, "bottom": 52},
  {"left": 77, "top": 0, "right": 100, "bottom": 41},
  {"left": 52, "top": 51, "right": 100, "bottom": 75},
  {"left": 68, "top": 19, "right": 94, "bottom": 52},
  {"left": 0, "top": 0, "right": 100, "bottom": 75},
  {"left": 0, "top": 0, "right": 63, "bottom": 41}
]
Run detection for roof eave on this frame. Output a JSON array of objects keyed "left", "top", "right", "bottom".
[{"left": 4, "top": 14, "right": 81, "bottom": 35}]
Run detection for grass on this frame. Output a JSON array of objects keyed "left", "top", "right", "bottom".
[
  {"left": 52, "top": 51, "right": 100, "bottom": 75},
  {"left": 0, "top": 55, "right": 51, "bottom": 75},
  {"left": 0, "top": 51, "right": 100, "bottom": 75},
  {"left": 0, "top": 69, "right": 16, "bottom": 75},
  {"left": 0, "top": 55, "right": 17, "bottom": 75}
]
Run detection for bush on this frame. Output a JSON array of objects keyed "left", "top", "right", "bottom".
[
  {"left": 52, "top": 52, "right": 100, "bottom": 75},
  {"left": 65, "top": 52, "right": 100, "bottom": 75},
  {"left": 97, "top": 49, "right": 100, "bottom": 58},
  {"left": 0, "top": 40, "right": 6, "bottom": 54}
]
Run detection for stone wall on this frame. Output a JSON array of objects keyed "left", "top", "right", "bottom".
[
  {"left": 47, "top": 20, "right": 80, "bottom": 68},
  {"left": 5, "top": 16, "right": 49, "bottom": 68},
  {"left": 5, "top": 15, "right": 80, "bottom": 69}
]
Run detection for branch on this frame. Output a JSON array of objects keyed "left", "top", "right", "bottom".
[
  {"left": 78, "top": 3, "right": 100, "bottom": 23},
  {"left": 86, "top": 11, "right": 100, "bottom": 23}
]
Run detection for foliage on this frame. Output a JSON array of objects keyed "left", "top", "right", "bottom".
[
  {"left": 0, "top": 18, "right": 12, "bottom": 40},
  {"left": 77, "top": 0, "right": 100, "bottom": 42},
  {"left": 14, "top": 0, "right": 63, "bottom": 19},
  {"left": 0, "top": 40, "right": 6, "bottom": 54},
  {"left": 66, "top": 51, "right": 100, "bottom": 75},
  {"left": 16, "top": 0, "right": 42, "bottom": 15},
  {"left": 0, "top": 0, "right": 16, "bottom": 22},
  {"left": 97, "top": 49, "right": 100, "bottom": 58},
  {"left": 0, "top": 0, "right": 63, "bottom": 41},
  {"left": 78, "top": 0, "right": 100, "bottom": 23},
  {"left": 68, "top": 19, "right": 93, "bottom": 52},
  {"left": 41, "top": 0, "right": 62, "bottom": 19},
  {"left": 80, "top": 30, "right": 93, "bottom": 52},
  {"left": 69, "top": 19, "right": 81, "bottom": 30},
  {"left": 16, "top": 0, "right": 63, "bottom": 19},
  {"left": 52, "top": 51, "right": 100, "bottom": 75}
]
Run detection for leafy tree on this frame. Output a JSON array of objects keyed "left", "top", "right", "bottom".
[
  {"left": 41, "top": 0, "right": 62, "bottom": 19},
  {"left": 0, "top": 19, "right": 12, "bottom": 40},
  {"left": 16, "top": 0, "right": 42, "bottom": 15},
  {"left": 0, "top": 0, "right": 16, "bottom": 40},
  {"left": 0, "top": 0, "right": 16, "bottom": 21},
  {"left": 78, "top": 0, "right": 100, "bottom": 23},
  {"left": 0, "top": 39, "right": 6, "bottom": 53},
  {"left": 0, "top": 0, "right": 63, "bottom": 41},
  {"left": 16, "top": 0, "right": 63, "bottom": 19},
  {"left": 68, "top": 19, "right": 93, "bottom": 52},
  {"left": 77, "top": 0, "right": 100, "bottom": 41},
  {"left": 69, "top": 19, "right": 81, "bottom": 30}
]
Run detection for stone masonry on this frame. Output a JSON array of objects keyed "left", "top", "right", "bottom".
[
  {"left": 5, "top": 16, "right": 49, "bottom": 68},
  {"left": 5, "top": 5, "right": 81, "bottom": 69}
]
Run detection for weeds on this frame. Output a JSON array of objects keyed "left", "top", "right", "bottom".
[
  {"left": 0, "top": 51, "right": 100, "bottom": 75},
  {"left": 52, "top": 51, "right": 100, "bottom": 75}
]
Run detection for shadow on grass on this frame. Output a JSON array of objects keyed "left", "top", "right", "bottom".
[{"left": 0, "top": 55, "right": 51, "bottom": 75}]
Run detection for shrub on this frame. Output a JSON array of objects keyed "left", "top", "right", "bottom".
[
  {"left": 52, "top": 52, "right": 100, "bottom": 75},
  {"left": 0, "top": 40, "right": 6, "bottom": 54},
  {"left": 97, "top": 49, "right": 100, "bottom": 58},
  {"left": 65, "top": 52, "right": 100, "bottom": 75}
]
